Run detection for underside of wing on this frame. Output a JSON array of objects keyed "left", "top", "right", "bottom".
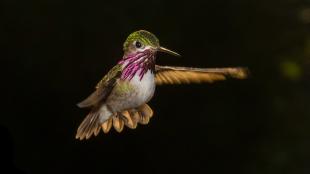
[
  {"left": 155, "top": 65, "right": 249, "bottom": 85},
  {"left": 77, "top": 65, "right": 122, "bottom": 108}
]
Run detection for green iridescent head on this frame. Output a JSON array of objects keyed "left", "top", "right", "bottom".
[{"left": 123, "top": 30, "right": 180, "bottom": 57}]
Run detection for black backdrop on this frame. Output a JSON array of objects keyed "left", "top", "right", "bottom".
[{"left": 1, "top": 0, "right": 310, "bottom": 174}]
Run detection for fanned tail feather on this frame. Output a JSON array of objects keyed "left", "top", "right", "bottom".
[
  {"left": 101, "top": 104, "right": 154, "bottom": 134},
  {"left": 137, "top": 104, "right": 153, "bottom": 125},
  {"left": 76, "top": 104, "right": 154, "bottom": 140}
]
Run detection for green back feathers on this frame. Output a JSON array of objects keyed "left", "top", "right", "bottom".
[
  {"left": 95, "top": 64, "right": 122, "bottom": 89},
  {"left": 123, "top": 30, "right": 160, "bottom": 51},
  {"left": 76, "top": 64, "right": 122, "bottom": 108}
]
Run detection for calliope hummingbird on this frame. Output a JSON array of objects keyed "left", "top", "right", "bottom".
[{"left": 76, "top": 30, "right": 248, "bottom": 140}]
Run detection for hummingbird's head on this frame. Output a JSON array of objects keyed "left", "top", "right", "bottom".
[
  {"left": 123, "top": 30, "right": 180, "bottom": 57},
  {"left": 119, "top": 30, "right": 180, "bottom": 80}
]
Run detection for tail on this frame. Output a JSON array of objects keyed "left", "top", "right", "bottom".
[
  {"left": 75, "top": 104, "right": 113, "bottom": 140},
  {"left": 76, "top": 104, "right": 154, "bottom": 140},
  {"left": 105, "top": 104, "right": 154, "bottom": 133}
]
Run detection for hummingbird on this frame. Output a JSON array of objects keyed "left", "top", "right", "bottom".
[{"left": 76, "top": 30, "right": 248, "bottom": 140}]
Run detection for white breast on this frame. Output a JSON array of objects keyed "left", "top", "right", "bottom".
[{"left": 129, "top": 70, "right": 155, "bottom": 105}]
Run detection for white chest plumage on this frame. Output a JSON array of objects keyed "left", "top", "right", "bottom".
[
  {"left": 129, "top": 69, "right": 155, "bottom": 104},
  {"left": 107, "top": 69, "right": 156, "bottom": 112}
]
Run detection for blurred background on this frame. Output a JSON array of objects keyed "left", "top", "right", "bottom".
[{"left": 1, "top": 0, "right": 310, "bottom": 173}]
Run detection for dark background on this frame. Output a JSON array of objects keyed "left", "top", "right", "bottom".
[{"left": 1, "top": 0, "right": 310, "bottom": 173}]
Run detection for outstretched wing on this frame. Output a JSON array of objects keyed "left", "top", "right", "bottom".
[
  {"left": 77, "top": 64, "right": 122, "bottom": 108},
  {"left": 155, "top": 65, "right": 248, "bottom": 85}
]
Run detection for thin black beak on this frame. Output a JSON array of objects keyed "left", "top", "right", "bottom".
[{"left": 158, "top": 46, "right": 181, "bottom": 57}]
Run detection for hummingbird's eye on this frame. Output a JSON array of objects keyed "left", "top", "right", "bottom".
[{"left": 135, "top": 41, "right": 142, "bottom": 48}]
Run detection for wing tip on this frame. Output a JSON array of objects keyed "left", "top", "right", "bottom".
[
  {"left": 231, "top": 67, "right": 250, "bottom": 79},
  {"left": 76, "top": 101, "right": 88, "bottom": 108}
]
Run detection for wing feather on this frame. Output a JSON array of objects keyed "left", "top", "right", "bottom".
[
  {"left": 77, "top": 64, "right": 122, "bottom": 108},
  {"left": 155, "top": 65, "right": 248, "bottom": 85}
]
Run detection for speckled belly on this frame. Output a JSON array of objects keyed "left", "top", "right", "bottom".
[{"left": 106, "top": 70, "right": 155, "bottom": 112}]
